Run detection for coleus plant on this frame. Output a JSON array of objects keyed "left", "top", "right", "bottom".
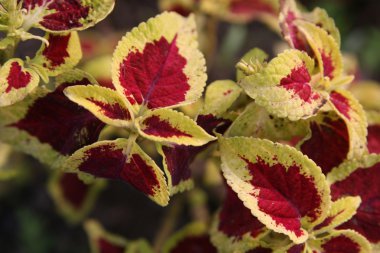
[{"left": 0, "top": 0, "right": 379, "bottom": 252}]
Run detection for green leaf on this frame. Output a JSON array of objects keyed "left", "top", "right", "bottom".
[
  {"left": 135, "top": 108, "right": 216, "bottom": 146},
  {"left": 236, "top": 47, "right": 269, "bottom": 81},
  {"left": 219, "top": 136, "right": 331, "bottom": 243},
  {"left": 201, "top": 80, "right": 241, "bottom": 116}
]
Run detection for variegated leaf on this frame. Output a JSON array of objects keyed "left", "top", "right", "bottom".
[
  {"left": 0, "top": 69, "right": 104, "bottom": 168},
  {"left": 135, "top": 108, "right": 216, "bottom": 146},
  {"left": 64, "top": 85, "right": 134, "bottom": 128},
  {"left": 84, "top": 220, "right": 128, "bottom": 253},
  {"left": 112, "top": 12, "right": 206, "bottom": 111},
  {"left": 158, "top": 0, "right": 195, "bottom": 17},
  {"left": 0, "top": 58, "right": 39, "bottom": 107},
  {"left": 65, "top": 139, "right": 169, "bottom": 206},
  {"left": 349, "top": 81, "right": 380, "bottom": 112},
  {"left": 328, "top": 90, "right": 367, "bottom": 159},
  {"left": 163, "top": 222, "right": 217, "bottom": 253},
  {"left": 201, "top": 0, "right": 279, "bottom": 26},
  {"left": 201, "top": 80, "right": 241, "bottom": 116},
  {"left": 220, "top": 137, "right": 331, "bottom": 243},
  {"left": 299, "top": 112, "right": 350, "bottom": 175},
  {"left": 312, "top": 196, "right": 361, "bottom": 235},
  {"left": 210, "top": 184, "right": 268, "bottom": 253},
  {"left": 30, "top": 32, "right": 82, "bottom": 76},
  {"left": 367, "top": 111, "right": 380, "bottom": 154},
  {"left": 227, "top": 102, "right": 308, "bottom": 142},
  {"left": 327, "top": 155, "right": 380, "bottom": 249},
  {"left": 48, "top": 171, "right": 106, "bottom": 224},
  {"left": 236, "top": 47, "right": 268, "bottom": 81},
  {"left": 240, "top": 49, "right": 328, "bottom": 120},
  {"left": 309, "top": 230, "right": 371, "bottom": 253},
  {"left": 296, "top": 21, "right": 345, "bottom": 86},
  {"left": 21, "top": 0, "right": 115, "bottom": 32}
]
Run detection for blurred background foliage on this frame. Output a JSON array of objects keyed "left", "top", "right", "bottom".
[{"left": 0, "top": 0, "right": 379, "bottom": 252}]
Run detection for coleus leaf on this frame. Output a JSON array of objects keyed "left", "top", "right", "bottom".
[
  {"left": 0, "top": 69, "right": 105, "bottom": 168},
  {"left": 279, "top": 0, "right": 340, "bottom": 51},
  {"left": 309, "top": 229, "right": 371, "bottom": 253},
  {"left": 30, "top": 32, "right": 82, "bottom": 77},
  {"left": 135, "top": 108, "right": 216, "bottom": 146},
  {"left": 227, "top": 102, "right": 308, "bottom": 142},
  {"left": 112, "top": 11, "right": 206, "bottom": 111},
  {"left": 84, "top": 220, "right": 128, "bottom": 253},
  {"left": 220, "top": 136, "right": 331, "bottom": 243},
  {"left": 296, "top": 20, "right": 346, "bottom": 87},
  {"left": 0, "top": 58, "right": 39, "bottom": 107},
  {"left": 158, "top": 0, "right": 195, "bottom": 17},
  {"left": 299, "top": 112, "right": 350, "bottom": 175},
  {"left": 201, "top": 0, "right": 279, "bottom": 25},
  {"left": 240, "top": 49, "right": 328, "bottom": 120},
  {"left": 48, "top": 171, "right": 106, "bottom": 224},
  {"left": 65, "top": 138, "right": 169, "bottom": 206},
  {"left": 210, "top": 184, "right": 268, "bottom": 253},
  {"left": 64, "top": 85, "right": 134, "bottom": 128},
  {"left": 21, "top": 0, "right": 115, "bottom": 32},
  {"left": 327, "top": 155, "right": 380, "bottom": 249},
  {"left": 328, "top": 90, "right": 368, "bottom": 159},
  {"left": 201, "top": 80, "right": 242, "bottom": 116},
  {"left": 349, "top": 81, "right": 380, "bottom": 112},
  {"left": 367, "top": 111, "right": 380, "bottom": 154},
  {"left": 162, "top": 222, "right": 217, "bottom": 253},
  {"left": 312, "top": 196, "right": 361, "bottom": 235}
]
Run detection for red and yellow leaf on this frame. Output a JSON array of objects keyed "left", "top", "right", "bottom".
[
  {"left": 21, "top": 0, "right": 115, "bottom": 32},
  {"left": 64, "top": 85, "right": 134, "bottom": 128},
  {"left": 220, "top": 137, "right": 331, "bottom": 243},
  {"left": 0, "top": 58, "right": 39, "bottom": 107},
  {"left": 210, "top": 184, "right": 268, "bottom": 253},
  {"left": 112, "top": 12, "right": 206, "bottom": 111},
  {"left": 327, "top": 155, "right": 380, "bottom": 249},
  {"left": 328, "top": 90, "right": 367, "bottom": 159},
  {"left": 240, "top": 49, "right": 328, "bottom": 121},
  {"left": 163, "top": 222, "right": 217, "bottom": 253},
  {"left": 135, "top": 108, "right": 216, "bottom": 146},
  {"left": 84, "top": 220, "right": 128, "bottom": 253},
  {"left": 310, "top": 230, "right": 371, "bottom": 253},
  {"left": 0, "top": 69, "right": 105, "bottom": 168},
  {"left": 65, "top": 139, "right": 169, "bottom": 206},
  {"left": 48, "top": 171, "right": 106, "bottom": 224},
  {"left": 31, "top": 32, "right": 82, "bottom": 76}
]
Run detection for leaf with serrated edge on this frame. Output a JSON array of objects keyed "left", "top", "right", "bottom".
[
  {"left": 84, "top": 219, "right": 127, "bottom": 253},
  {"left": 0, "top": 69, "right": 105, "bottom": 168},
  {"left": 135, "top": 108, "right": 216, "bottom": 146},
  {"left": 201, "top": 80, "right": 241, "bottom": 116},
  {"left": 312, "top": 196, "right": 361, "bottom": 235},
  {"left": 64, "top": 85, "right": 134, "bottom": 128},
  {"left": 309, "top": 229, "right": 371, "bottom": 253},
  {"left": 0, "top": 58, "right": 39, "bottom": 107},
  {"left": 30, "top": 32, "right": 82, "bottom": 76},
  {"left": 65, "top": 139, "right": 169, "bottom": 206},
  {"left": 240, "top": 49, "right": 328, "bottom": 121},
  {"left": 327, "top": 154, "right": 380, "bottom": 249},
  {"left": 48, "top": 171, "right": 106, "bottom": 224},
  {"left": 22, "top": 0, "right": 115, "bottom": 32},
  {"left": 296, "top": 21, "right": 344, "bottom": 86},
  {"left": 210, "top": 184, "right": 268, "bottom": 253},
  {"left": 162, "top": 222, "right": 216, "bottom": 253},
  {"left": 112, "top": 12, "right": 206, "bottom": 112},
  {"left": 227, "top": 102, "right": 308, "bottom": 142},
  {"left": 328, "top": 90, "right": 368, "bottom": 159},
  {"left": 219, "top": 136, "right": 331, "bottom": 243}
]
